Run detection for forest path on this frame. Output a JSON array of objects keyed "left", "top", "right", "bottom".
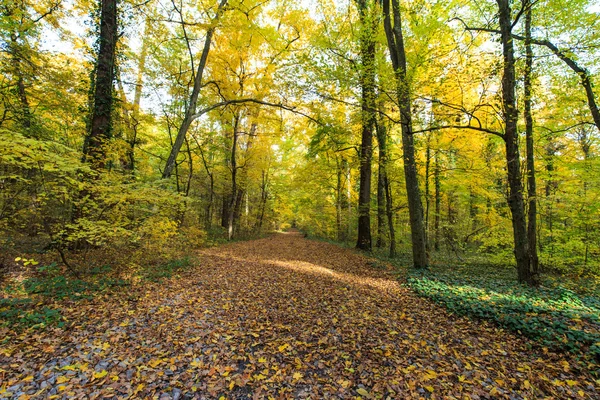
[{"left": 2, "top": 232, "right": 597, "bottom": 399}]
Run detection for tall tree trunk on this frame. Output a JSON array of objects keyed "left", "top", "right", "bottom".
[
  {"left": 256, "top": 168, "right": 269, "bottom": 230},
  {"left": 85, "top": 0, "right": 118, "bottom": 169},
  {"left": 378, "top": 126, "right": 396, "bottom": 258},
  {"left": 524, "top": 0, "right": 540, "bottom": 282},
  {"left": 434, "top": 151, "right": 441, "bottom": 251},
  {"left": 346, "top": 158, "right": 352, "bottom": 240},
  {"left": 383, "top": 0, "right": 428, "bottom": 268},
  {"left": 227, "top": 114, "right": 240, "bottom": 240},
  {"left": 424, "top": 135, "right": 431, "bottom": 252},
  {"left": 384, "top": 174, "right": 396, "bottom": 257},
  {"left": 197, "top": 143, "right": 214, "bottom": 229},
  {"left": 221, "top": 194, "right": 230, "bottom": 229},
  {"left": 355, "top": 0, "right": 377, "bottom": 251},
  {"left": 375, "top": 115, "right": 390, "bottom": 251},
  {"left": 497, "top": 0, "right": 537, "bottom": 285},
  {"left": 163, "top": 0, "right": 228, "bottom": 178},
  {"left": 376, "top": 126, "right": 386, "bottom": 248},
  {"left": 336, "top": 157, "right": 343, "bottom": 241}
]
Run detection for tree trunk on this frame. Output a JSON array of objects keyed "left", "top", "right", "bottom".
[
  {"left": 336, "top": 157, "right": 343, "bottom": 241},
  {"left": 434, "top": 152, "right": 441, "bottom": 251},
  {"left": 257, "top": 169, "right": 269, "bottom": 230},
  {"left": 227, "top": 114, "right": 240, "bottom": 240},
  {"left": 424, "top": 135, "right": 431, "bottom": 252},
  {"left": 163, "top": 0, "right": 228, "bottom": 178},
  {"left": 84, "top": 0, "right": 118, "bottom": 169},
  {"left": 383, "top": 0, "right": 428, "bottom": 268},
  {"left": 376, "top": 128, "right": 386, "bottom": 248},
  {"left": 497, "top": 0, "right": 538, "bottom": 285},
  {"left": 524, "top": 0, "right": 540, "bottom": 282},
  {"left": 355, "top": 0, "right": 377, "bottom": 251}
]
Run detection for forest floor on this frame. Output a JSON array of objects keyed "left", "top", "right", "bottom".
[{"left": 1, "top": 231, "right": 599, "bottom": 399}]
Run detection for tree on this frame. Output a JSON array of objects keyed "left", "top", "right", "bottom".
[
  {"left": 354, "top": 0, "right": 378, "bottom": 251},
  {"left": 382, "top": 0, "right": 428, "bottom": 268},
  {"left": 84, "top": 0, "right": 119, "bottom": 169},
  {"left": 496, "top": 0, "right": 539, "bottom": 285},
  {"left": 162, "top": 0, "right": 229, "bottom": 179},
  {"left": 523, "top": 0, "right": 540, "bottom": 282}
]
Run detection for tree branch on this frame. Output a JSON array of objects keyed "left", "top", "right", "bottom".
[{"left": 413, "top": 124, "right": 505, "bottom": 139}]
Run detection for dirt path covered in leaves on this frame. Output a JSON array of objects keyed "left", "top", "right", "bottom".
[{"left": 1, "top": 231, "right": 598, "bottom": 399}]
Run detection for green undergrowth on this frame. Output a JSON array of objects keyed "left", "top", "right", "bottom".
[
  {"left": 403, "top": 263, "right": 600, "bottom": 371},
  {"left": 1, "top": 257, "right": 193, "bottom": 329},
  {"left": 1, "top": 263, "right": 130, "bottom": 329}
]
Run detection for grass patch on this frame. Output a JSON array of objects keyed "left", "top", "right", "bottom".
[{"left": 404, "top": 264, "right": 600, "bottom": 370}]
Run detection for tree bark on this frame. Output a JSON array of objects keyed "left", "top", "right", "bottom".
[
  {"left": 84, "top": 0, "right": 118, "bottom": 169},
  {"left": 163, "top": 0, "right": 228, "bottom": 178},
  {"left": 336, "top": 157, "right": 343, "bottom": 241},
  {"left": 382, "top": 0, "right": 428, "bottom": 268},
  {"left": 377, "top": 119, "right": 396, "bottom": 258},
  {"left": 376, "top": 127, "right": 386, "bottom": 248},
  {"left": 355, "top": 0, "right": 377, "bottom": 251},
  {"left": 434, "top": 151, "right": 441, "bottom": 251},
  {"left": 524, "top": 0, "right": 540, "bottom": 282},
  {"left": 497, "top": 0, "right": 538, "bottom": 285},
  {"left": 227, "top": 114, "right": 240, "bottom": 240},
  {"left": 424, "top": 135, "right": 431, "bottom": 252}
]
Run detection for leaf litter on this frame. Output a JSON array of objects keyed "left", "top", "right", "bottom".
[{"left": 1, "top": 231, "right": 598, "bottom": 399}]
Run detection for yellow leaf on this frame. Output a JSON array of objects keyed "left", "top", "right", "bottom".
[
  {"left": 490, "top": 387, "right": 499, "bottom": 395},
  {"left": 356, "top": 388, "right": 370, "bottom": 397},
  {"left": 339, "top": 380, "right": 351, "bottom": 388},
  {"left": 424, "top": 370, "right": 437, "bottom": 380},
  {"left": 458, "top": 375, "right": 466, "bottom": 382},
  {"left": 425, "top": 386, "right": 434, "bottom": 393},
  {"left": 111, "top": 375, "right": 119, "bottom": 381},
  {"left": 131, "top": 384, "right": 144, "bottom": 396},
  {"left": 229, "top": 381, "right": 235, "bottom": 390},
  {"left": 258, "top": 357, "right": 267, "bottom": 363},
  {"left": 56, "top": 376, "right": 70, "bottom": 384},
  {"left": 92, "top": 370, "right": 108, "bottom": 380},
  {"left": 253, "top": 373, "right": 266, "bottom": 381},
  {"left": 278, "top": 344, "right": 289, "bottom": 352},
  {"left": 566, "top": 380, "right": 578, "bottom": 387},
  {"left": 148, "top": 359, "right": 162, "bottom": 368},
  {"left": 293, "top": 372, "right": 303, "bottom": 380},
  {"left": 524, "top": 380, "right": 531, "bottom": 389},
  {"left": 22, "top": 376, "right": 34, "bottom": 382}
]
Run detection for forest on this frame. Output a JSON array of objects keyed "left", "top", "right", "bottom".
[{"left": 1, "top": 0, "right": 600, "bottom": 398}]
